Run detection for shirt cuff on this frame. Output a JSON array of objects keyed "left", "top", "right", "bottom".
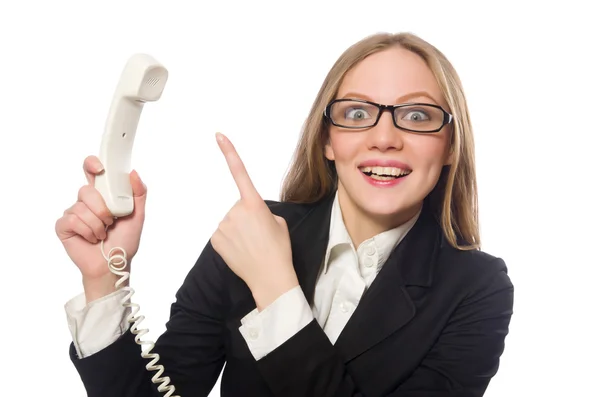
[
  {"left": 64, "top": 289, "right": 131, "bottom": 359},
  {"left": 238, "top": 285, "right": 313, "bottom": 360}
]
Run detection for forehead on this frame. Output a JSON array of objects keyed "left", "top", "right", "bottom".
[{"left": 337, "top": 47, "right": 446, "bottom": 106}]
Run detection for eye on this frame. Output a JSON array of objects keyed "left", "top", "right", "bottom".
[
  {"left": 345, "top": 107, "right": 372, "bottom": 120},
  {"left": 402, "top": 110, "right": 430, "bottom": 122}
]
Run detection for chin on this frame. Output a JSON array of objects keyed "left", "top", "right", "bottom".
[
  {"left": 359, "top": 194, "right": 421, "bottom": 221},
  {"left": 339, "top": 180, "right": 417, "bottom": 221}
]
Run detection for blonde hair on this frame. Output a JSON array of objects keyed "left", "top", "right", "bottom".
[{"left": 280, "top": 32, "right": 480, "bottom": 251}]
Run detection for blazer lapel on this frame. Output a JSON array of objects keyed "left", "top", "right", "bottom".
[
  {"left": 288, "top": 193, "right": 335, "bottom": 306},
  {"left": 334, "top": 208, "right": 441, "bottom": 363}
]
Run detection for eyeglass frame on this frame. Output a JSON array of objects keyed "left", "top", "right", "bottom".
[{"left": 323, "top": 98, "right": 453, "bottom": 133}]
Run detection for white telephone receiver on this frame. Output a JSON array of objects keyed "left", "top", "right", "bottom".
[
  {"left": 95, "top": 53, "right": 168, "bottom": 217},
  {"left": 96, "top": 54, "right": 179, "bottom": 397}
]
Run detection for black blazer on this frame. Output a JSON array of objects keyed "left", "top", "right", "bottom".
[{"left": 69, "top": 193, "right": 514, "bottom": 397}]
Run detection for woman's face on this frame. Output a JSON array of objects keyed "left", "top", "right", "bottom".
[{"left": 325, "top": 47, "right": 453, "bottom": 230}]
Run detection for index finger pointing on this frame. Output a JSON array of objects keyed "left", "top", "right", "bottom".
[{"left": 216, "top": 132, "right": 261, "bottom": 202}]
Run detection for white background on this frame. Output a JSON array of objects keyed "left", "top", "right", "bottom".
[{"left": 1, "top": 1, "right": 598, "bottom": 396}]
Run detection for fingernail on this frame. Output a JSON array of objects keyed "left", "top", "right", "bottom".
[{"left": 216, "top": 132, "right": 224, "bottom": 142}]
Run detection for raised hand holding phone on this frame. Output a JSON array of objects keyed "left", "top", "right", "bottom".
[
  {"left": 210, "top": 133, "right": 300, "bottom": 310},
  {"left": 55, "top": 156, "right": 147, "bottom": 302}
]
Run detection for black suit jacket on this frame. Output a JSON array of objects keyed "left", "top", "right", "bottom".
[{"left": 70, "top": 193, "right": 514, "bottom": 397}]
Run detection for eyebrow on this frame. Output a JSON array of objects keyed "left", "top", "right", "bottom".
[{"left": 340, "top": 91, "right": 440, "bottom": 105}]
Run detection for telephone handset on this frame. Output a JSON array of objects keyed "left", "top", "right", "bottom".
[
  {"left": 95, "top": 53, "right": 167, "bottom": 217},
  {"left": 95, "top": 54, "right": 179, "bottom": 397}
]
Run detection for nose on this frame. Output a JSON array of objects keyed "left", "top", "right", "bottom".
[{"left": 367, "top": 110, "right": 403, "bottom": 152}]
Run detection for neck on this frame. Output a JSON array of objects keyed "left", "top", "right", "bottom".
[{"left": 337, "top": 190, "right": 422, "bottom": 248}]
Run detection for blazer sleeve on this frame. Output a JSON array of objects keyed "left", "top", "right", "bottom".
[
  {"left": 254, "top": 259, "right": 514, "bottom": 397},
  {"left": 69, "top": 240, "right": 228, "bottom": 397}
]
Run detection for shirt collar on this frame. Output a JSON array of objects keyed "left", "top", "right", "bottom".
[{"left": 322, "top": 191, "right": 421, "bottom": 273}]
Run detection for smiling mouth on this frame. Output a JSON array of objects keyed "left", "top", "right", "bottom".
[{"left": 358, "top": 166, "right": 412, "bottom": 181}]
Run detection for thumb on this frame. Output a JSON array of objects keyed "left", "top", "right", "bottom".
[{"left": 130, "top": 169, "right": 147, "bottom": 204}]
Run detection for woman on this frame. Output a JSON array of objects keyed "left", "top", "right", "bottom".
[{"left": 57, "top": 32, "right": 514, "bottom": 397}]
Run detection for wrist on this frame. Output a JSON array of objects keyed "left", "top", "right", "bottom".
[
  {"left": 250, "top": 272, "right": 299, "bottom": 311},
  {"left": 83, "top": 273, "right": 125, "bottom": 304}
]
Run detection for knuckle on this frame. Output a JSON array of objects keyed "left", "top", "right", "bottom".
[
  {"left": 231, "top": 199, "right": 242, "bottom": 211},
  {"left": 210, "top": 233, "right": 221, "bottom": 250},
  {"left": 220, "top": 212, "right": 229, "bottom": 224},
  {"left": 217, "top": 218, "right": 228, "bottom": 232},
  {"left": 54, "top": 217, "right": 64, "bottom": 234},
  {"left": 65, "top": 213, "right": 79, "bottom": 230},
  {"left": 225, "top": 209, "right": 236, "bottom": 221},
  {"left": 225, "top": 205, "right": 240, "bottom": 220},
  {"left": 72, "top": 201, "right": 87, "bottom": 215},
  {"left": 77, "top": 184, "right": 92, "bottom": 200},
  {"left": 63, "top": 203, "right": 75, "bottom": 215}
]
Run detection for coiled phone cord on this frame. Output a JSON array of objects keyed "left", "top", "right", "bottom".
[{"left": 100, "top": 232, "right": 180, "bottom": 397}]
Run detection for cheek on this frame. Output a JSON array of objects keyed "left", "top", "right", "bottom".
[
  {"left": 326, "top": 131, "right": 363, "bottom": 164},
  {"left": 405, "top": 133, "right": 450, "bottom": 169}
]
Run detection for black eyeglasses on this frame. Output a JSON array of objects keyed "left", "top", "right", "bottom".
[{"left": 324, "top": 98, "right": 453, "bottom": 133}]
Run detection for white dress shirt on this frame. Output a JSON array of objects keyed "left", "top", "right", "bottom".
[{"left": 64, "top": 192, "right": 420, "bottom": 360}]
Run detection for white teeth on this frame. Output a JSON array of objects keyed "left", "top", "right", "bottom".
[
  {"left": 369, "top": 174, "right": 397, "bottom": 181},
  {"left": 359, "top": 166, "right": 411, "bottom": 176}
]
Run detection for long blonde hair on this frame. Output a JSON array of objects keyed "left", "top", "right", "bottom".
[{"left": 280, "top": 32, "right": 480, "bottom": 250}]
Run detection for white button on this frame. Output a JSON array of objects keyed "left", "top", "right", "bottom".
[
  {"left": 248, "top": 328, "right": 259, "bottom": 340},
  {"left": 366, "top": 245, "right": 376, "bottom": 256},
  {"left": 340, "top": 302, "right": 349, "bottom": 313},
  {"left": 365, "top": 258, "right": 374, "bottom": 268}
]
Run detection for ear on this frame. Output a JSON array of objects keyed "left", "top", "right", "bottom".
[{"left": 325, "top": 141, "right": 335, "bottom": 161}]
